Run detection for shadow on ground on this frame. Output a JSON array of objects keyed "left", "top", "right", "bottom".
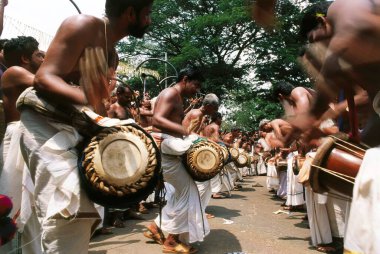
[{"left": 196, "top": 229, "right": 242, "bottom": 254}]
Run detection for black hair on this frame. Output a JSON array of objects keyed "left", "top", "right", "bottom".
[
  {"left": 299, "top": 1, "right": 332, "bottom": 40},
  {"left": 176, "top": 65, "right": 205, "bottom": 83},
  {"left": 211, "top": 112, "right": 222, "bottom": 122},
  {"left": 3, "top": 36, "right": 39, "bottom": 67},
  {"left": 273, "top": 81, "right": 294, "bottom": 97},
  {"left": 0, "top": 39, "right": 9, "bottom": 51},
  {"left": 105, "top": 0, "right": 154, "bottom": 18}
]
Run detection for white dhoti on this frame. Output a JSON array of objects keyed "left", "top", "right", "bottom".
[
  {"left": 277, "top": 170, "right": 287, "bottom": 198},
  {"left": 266, "top": 163, "right": 279, "bottom": 190},
  {"left": 326, "top": 191, "right": 350, "bottom": 238},
  {"left": 196, "top": 180, "right": 212, "bottom": 212},
  {"left": 0, "top": 121, "right": 42, "bottom": 254},
  {"left": 19, "top": 109, "right": 99, "bottom": 254},
  {"left": 257, "top": 155, "right": 267, "bottom": 175},
  {"left": 154, "top": 135, "right": 210, "bottom": 243},
  {"left": 210, "top": 174, "right": 222, "bottom": 194},
  {"left": 344, "top": 147, "right": 380, "bottom": 253},
  {"left": 286, "top": 154, "right": 305, "bottom": 207},
  {"left": 305, "top": 187, "right": 332, "bottom": 247}
]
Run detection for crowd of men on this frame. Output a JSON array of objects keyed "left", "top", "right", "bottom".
[{"left": 0, "top": 0, "right": 379, "bottom": 253}]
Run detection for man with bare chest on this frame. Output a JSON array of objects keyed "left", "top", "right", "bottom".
[
  {"left": 107, "top": 84, "right": 136, "bottom": 120},
  {"left": 182, "top": 93, "right": 219, "bottom": 135},
  {"left": 16, "top": 0, "right": 154, "bottom": 253},
  {"left": 145, "top": 66, "right": 209, "bottom": 253}
]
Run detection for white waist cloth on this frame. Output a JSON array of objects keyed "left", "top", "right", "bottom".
[
  {"left": 0, "top": 121, "right": 34, "bottom": 231},
  {"left": 19, "top": 109, "right": 97, "bottom": 220},
  {"left": 154, "top": 134, "right": 209, "bottom": 243},
  {"left": 344, "top": 146, "right": 380, "bottom": 253}
]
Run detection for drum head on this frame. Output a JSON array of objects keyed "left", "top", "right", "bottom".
[
  {"left": 236, "top": 153, "right": 248, "bottom": 167},
  {"left": 79, "top": 124, "right": 161, "bottom": 208},
  {"left": 184, "top": 141, "right": 224, "bottom": 181},
  {"left": 229, "top": 147, "right": 239, "bottom": 160},
  {"left": 94, "top": 131, "right": 149, "bottom": 186}
]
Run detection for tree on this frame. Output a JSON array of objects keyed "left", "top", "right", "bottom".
[{"left": 117, "top": 0, "right": 312, "bottom": 129}]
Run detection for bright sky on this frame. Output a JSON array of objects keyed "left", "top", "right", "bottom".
[{"left": 2, "top": 0, "right": 105, "bottom": 49}]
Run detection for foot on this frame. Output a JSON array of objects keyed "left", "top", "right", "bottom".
[
  {"left": 143, "top": 223, "right": 166, "bottom": 245},
  {"left": 211, "top": 193, "right": 225, "bottom": 199},
  {"left": 138, "top": 203, "right": 149, "bottom": 214},
  {"left": 112, "top": 217, "right": 125, "bottom": 228},
  {"left": 316, "top": 244, "right": 336, "bottom": 253},
  {"left": 206, "top": 213, "right": 215, "bottom": 219}
]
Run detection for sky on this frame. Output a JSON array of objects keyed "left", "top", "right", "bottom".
[{"left": 2, "top": 0, "right": 106, "bottom": 49}]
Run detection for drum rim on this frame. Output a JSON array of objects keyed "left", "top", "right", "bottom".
[
  {"left": 81, "top": 124, "right": 159, "bottom": 198},
  {"left": 184, "top": 140, "right": 224, "bottom": 181}
]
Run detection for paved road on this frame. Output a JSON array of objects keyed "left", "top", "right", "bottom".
[{"left": 89, "top": 176, "right": 320, "bottom": 254}]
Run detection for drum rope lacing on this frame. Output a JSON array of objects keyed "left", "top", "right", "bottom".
[{"left": 82, "top": 125, "right": 158, "bottom": 196}]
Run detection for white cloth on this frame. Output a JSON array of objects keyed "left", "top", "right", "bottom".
[
  {"left": 326, "top": 191, "right": 350, "bottom": 238},
  {"left": 305, "top": 187, "right": 333, "bottom": 246},
  {"left": 344, "top": 147, "right": 380, "bottom": 253},
  {"left": 19, "top": 109, "right": 98, "bottom": 253},
  {"left": 196, "top": 180, "right": 212, "bottom": 213},
  {"left": 210, "top": 174, "right": 222, "bottom": 194},
  {"left": 285, "top": 153, "right": 305, "bottom": 207},
  {"left": 266, "top": 163, "right": 279, "bottom": 190},
  {"left": 277, "top": 170, "right": 287, "bottom": 199},
  {"left": 257, "top": 155, "right": 267, "bottom": 175},
  {"left": 154, "top": 135, "right": 209, "bottom": 243}
]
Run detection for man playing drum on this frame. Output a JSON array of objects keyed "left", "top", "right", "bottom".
[
  {"left": 17, "top": 0, "right": 154, "bottom": 253},
  {"left": 182, "top": 94, "right": 220, "bottom": 219},
  {"left": 144, "top": 66, "right": 209, "bottom": 253}
]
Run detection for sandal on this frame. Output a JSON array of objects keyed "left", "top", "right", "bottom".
[
  {"left": 162, "top": 243, "right": 197, "bottom": 253},
  {"left": 316, "top": 245, "right": 336, "bottom": 253},
  {"left": 206, "top": 213, "right": 215, "bottom": 219},
  {"left": 211, "top": 194, "right": 225, "bottom": 199},
  {"left": 112, "top": 217, "right": 125, "bottom": 228},
  {"left": 143, "top": 224, "right": 166, "bottom": 245}
]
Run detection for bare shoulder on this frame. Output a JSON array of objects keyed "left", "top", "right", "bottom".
[
  {"left": 1, "top": 66, "right": 32, "bottom": 86},
  {"left": 292, "top": 86, "right": 313, "bottom": 97},
  {"left": 54, "top": 14, "right": 103, "bottom": 42},
  {"left": 157, "top": 87, "right": 180, "bottom": 102}
]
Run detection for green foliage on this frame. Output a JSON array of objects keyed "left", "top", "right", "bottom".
[{"left": 117, "top": 0, "right": 311, "bottom": 129}]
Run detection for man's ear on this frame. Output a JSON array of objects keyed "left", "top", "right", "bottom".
[
  {"left": 183, "top": 75, "right": 188, "bottom": 83},
  {"left": 21, "top": 55, "right": 30, "bottom": 65},
  {"left": 124, "top": 6, "right": 137, "bottom": 23}
]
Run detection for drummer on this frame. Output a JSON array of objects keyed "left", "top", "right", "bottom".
[
  {"left": 182, "top": 94, "right": 220, "bottom": 220},
  {"left": 182, "top": 93, "right": 219, "bottom": 135},
  {"left": 18, "top": 0, "right": 155, "bottom": 252},
  {"left": 144, "top": 66, "right": 209, "bottom": 253}
]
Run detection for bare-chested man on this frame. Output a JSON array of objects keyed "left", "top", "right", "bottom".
[
  {"left": 273, "top": 81, "right": 315, "bottom": 117},
  {"left": 17, "top": 1, "right": 154, "bottom": 253},
  {"left": 107, "top": 84, "right": 136, "bottom": 120},
  {"left": 145, "top": 66, "right": 209, "bottom": 253},
  {"left": 202, "top": 112, "right": 223, "bottom": 142},
  {"left": 182, "top": 93, "right": 219, "bottom": 135},
  {"left": 138, "top": 97, "right": 153, "bottom": 128},
  {"left": 182, "top": 95, "right": 219, "bottom": 220},
  {"left": 297, "top": 1, "right": 380, "bottom": 252},
  {"left": 0, "top": 36, "right": 44, "bottom": 254}
]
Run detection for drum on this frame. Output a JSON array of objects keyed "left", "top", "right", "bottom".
[
  {"left": 183, "top": 140, "right": 224, "bottom": 182},
  {"left": 293, "top": 156, "right": 306, "bottom": 175},
  {"left": 310, "top": 135, "right": 368, "bottom": 197},
  {"left": 236, "top": 152, "right": 249, "bottom": 168},
  {"left": 229, "top": 147, "right": 239, "bottom": 161},
  {"left": 276, "top": 158, "right": 288, "bottom": 172},
  {"left": 79, "top": 124, "right": 161, "bottom": 208},
  {"left": 217, "top": 142, "right": 231, "bottom": 165}
]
